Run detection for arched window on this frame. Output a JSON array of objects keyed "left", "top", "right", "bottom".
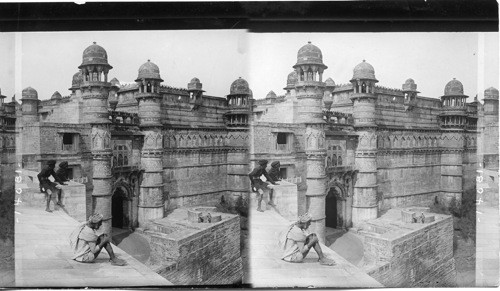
[
  {"left": 337, "top": 156, "right": 342, "bottom": 166},
  {"left": 147, "top": 82, "right": 152, "bottom": 93},
  {"left": 124, "top": 156, "right": 128, "bottom": 166},
  {"left": 361, "top": 82, "right": 366, "bottom": 93},
  {"left": 118, "top": 154, "right": 123, "bottom": 166},
  {"left": 112, "top": 156, "right": 117, "bottom": 167},
  {"left": 332, "top": 154, "right": 337, "bottom": 166}
]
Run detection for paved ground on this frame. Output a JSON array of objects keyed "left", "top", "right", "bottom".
[
  {"left": 15, "top": 205, "right": 172, "bottom": 288},
  {"left": 476, "top": 204, "right": 500, "bottom": 287},
  {"left": 248, "top": 203, "right": 383, "bottom": 288}
]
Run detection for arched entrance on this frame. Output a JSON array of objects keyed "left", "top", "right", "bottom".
[
  {"left": 325, "top": 187, "right": 339, "bottom": 228},
  {"left": 112, "top": 187, "right": 128, "bottom": 228}
]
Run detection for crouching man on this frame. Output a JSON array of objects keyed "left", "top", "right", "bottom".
[
  {"left": 279, "top": 213, "right": 335, "bottom": 266},
  {"left": 69, "top": 213, "right": 126, "bottom": 266}
]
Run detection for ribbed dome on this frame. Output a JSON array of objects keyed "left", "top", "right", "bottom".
[
  {"left": 352, "top": 60, "right": 377, "bottom": 80},
  {"left": 188, "top": 77, "right": 203, "bottom": 91},
  {"left": 266, "top": 91, "right": 277, "bottom": 99},
  {"left": 295, "top": 41, "right": 324, "bottom": 66},
  {"left": 21, "top": 87, "right": 38, "bottom": 100},
  {"left": 79, "top": 42, "right": 111, "bottom": 68},
  {"left": 51, "top": 91, "right": 62, "bottom": 100},
  {"left": 325, "top": 77, "right": 335, "bottom": 87},
  {"left": 444, "top": 78, "right": 465, "bottom": 96},
  {"left": 71, "top": 71, "right": 83, "bottom": 88},
  {"left": 136, "top": 60, "right": 163, "bottom": 81},
  {"left": 484, "top": 87, "right": 499, "bottom": 99},
  {"left": 110, "top": 77, "right": 120, "bottom": 88},
  {"left": 402, "top": 78, "right": 418, "bottom": 92},
  {"left": 229, "top": 77, "right": 250, "bottom": 95}
]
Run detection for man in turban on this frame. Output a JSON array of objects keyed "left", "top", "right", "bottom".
[
  {"left": 248, "top": 159, "right": 277, "bottom": 212},
  {"left": 37, "top": 160, "right": 66, "bottom": 212},
  {"left": 267, "top": 161, "right": 282, "bottom": 207},
  {"left": 69, "top": 213, "right": 126, "bottom": 266},
  {"left": 279, "top": 213, "right": 335, "bottom": 266}
]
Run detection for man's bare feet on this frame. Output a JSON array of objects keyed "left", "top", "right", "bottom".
[
  {"left": 319, "top": 257, "right": 336, "bottom": 266},
  {"left": 110, "top": 258, "right": 126, "bottom": 266},
  {"left": 45, "top": 208, "right": 53, "bottom": 213},
  {"left": 268, "top": 201, "right": 276, "bottom": 207},
  {"left": 257, "top": 207, "right": 264, "bottom": 212}
]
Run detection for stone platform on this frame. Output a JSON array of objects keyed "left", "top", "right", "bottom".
[
  {"left": 15, "top": 205, "right": 172, "bottom": 288},
  {"left": 248, "top": 203, "right": 383, "bottom": 288}
]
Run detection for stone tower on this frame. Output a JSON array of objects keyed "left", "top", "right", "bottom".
[
  {"left": 226, "top": 77, "right": 251, "bottom": 128},
  {"left": 79, "top": 42, "right": 114, "bottom": 234},
  {"left": 135, "top": 60, "right": 165, "bottom": 226},
  {"left": 293, "top": 42, "right": 328, "bottom": 241},
  {"left": 439, "top": 78, "right": 468, "bottom": 207},
  {"left": 69, "top": 71, "right": 83, "bottom": 100},
  {"left": 187, "top": 77, "right": 204, "bottom": 110},
  {"left": 350, "top": 60, "right": 379, "bottom": 227},
  {"left": 323, "top": 77, "right": 336, "bottom": 111},
  {"left": 402, "top": 78, "right": 419, "bottom": 111},
  {"left": 482, "top": 87, "right": 499, "bottom": 169},
  {"left": 284, "top": 71, "right": 298, "bottom": 100},
  {"left": 20, "top": 87, "right": 39, "bottom": 124}
]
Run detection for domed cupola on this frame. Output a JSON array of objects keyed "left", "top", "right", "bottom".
[
  {"left": 21, "top": 87, "right": 38, "bottom": 100},
  {"left": 51, "top": 91, "right": 62, "bottom": 100},
  {"left": 402, "top": 78, "right": 419, "bottom": 111},
  {"left": 266, "top": 90, "right": 277, "bottom": 100},
  {"left": 110, "top": 77, "right": 120, "bottom": 89},
  {"left": 440, "top": 78, "right": 468, "bottom": 129},
  {"left": 293, "top": 41, "right": 328, "bottom": 83},
  {"left": 187, "top": 77, "right": 205, "bottom": 108},
  {"left": 79, "top": 42, "right": 112, "bottom": 83},
  {"left": 226, "top": 77, "right": 251, "bottom": 128},
  {"left": 484, "top": 87, "right": 499, "bottom": 100},
  {"left": 69, "top": 71, "right": 83, "bottom": 91},
  {"left": 352, "top": 60, "right": 377, "bottom": 81},
  {"left": 229, "top": 77, "right": 250, "bottom": 95},
  {"left": 483, "top": 87, "right": 499, "bottom": 116},
  {"left": 21, "top": 86, "right": 39, "bottom": 122},
  {"left": 136, "top": 60, "right": 163, "bottom": 81},
  {"left": 350, "top": 60, "right": 378, "bottom": 95},
  {"left": 284, "top": 71, "right": 298, "bottom": 91},
  {"left": 323, "top": 77, "right": 336, "bottom": 110},
  {"left": 135, "top": 60, "right": 163, "bottom": 94}
]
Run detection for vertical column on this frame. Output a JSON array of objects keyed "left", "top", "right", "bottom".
[
  {"left": 440, "top": 132, "right": 464, "bottom": 207},
  {"left": 90, "top": 124, "right": 113, "bottom": 234},
  {"left": 304, "top": 124, "right": 327, "bottom": 242},
  {"left": 351, "top": 94, "right": 378, "bottom": 227},
  {"left": 137, "top": 95, "right": 164, "bottom": 226}
]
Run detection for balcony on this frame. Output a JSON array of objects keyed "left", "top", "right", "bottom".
[{"left": 62, "top": 144, "right": 77, "bottom": 152}]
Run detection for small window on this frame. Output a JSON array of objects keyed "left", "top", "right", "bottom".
[
  {"left": 277, "top": 133, "right": 287, "bottom": 145},
  {"left": 63, "top": 133, "right": 73, "bottom": 145},
  {"left": 280, "top": 168, "right": 287, "bottom": 179}
]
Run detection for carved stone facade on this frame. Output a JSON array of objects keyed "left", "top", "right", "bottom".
[{"left": 251, "top": 42, "right": 496, "bottom": 241}]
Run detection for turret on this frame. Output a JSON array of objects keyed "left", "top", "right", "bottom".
[
  {"left": 483, "top": 87, "right": 499, "bottom": 116},
  {"left": 134, "top": 59, "right": 165, "bottom": 226},
  {"left": 109, "top": 78, "right": 120, "bottom": 111},
  {"left": 20, "top": 87, "right": 39, "bottom": 123},
  {"left": 265, "top": 90, "right": 277, "bottom": 102},
  {"left": 51, "top": 91, "right": 62, "bottom": 101},
  {"left": 69, "top": 71, "right": 83, "bottom": 99},
  {"left": 225, "top": 77, "right": 251, "bottom": 128},
  {"left": 349, "top": 60, "right": 378, "bottom": 227},
  {"left": 402, "top": 78, "right": 419, "bottom": 111},
  {"left": 283, "top": 71, "right": 298, "bottom": 99},
  {"left": 323, "top": 77, "right": 335, "bottom": 110},
  {"left": 439, "top": 78, "right": 468, "bottom": 130},
  {"left": 187, "top": 77, "right": 204, "bottom": 110}
]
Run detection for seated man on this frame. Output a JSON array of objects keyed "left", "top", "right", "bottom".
[
  {"left": 280, "top": 213, "right": 335, "bottom": 266},
  {"left": 69, "top": 213, "right": 126, "bottom": 266},
  {"left": 37, "top": 160, "right": 66, "bottom": 212},
  {"left": 248, "top": 159, "right": 277, "bottom": 212}
]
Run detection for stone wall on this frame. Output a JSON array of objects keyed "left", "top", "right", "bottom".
[
  {"left": 269, "top": 181, "right": 298, "bottom": 220},
  {"left": 146, "top": 208, "right": 242, "bottom": 285},
  {"left": 362, "top": 209, "right": 456, "bottom": 287},
  {"left": 39, "top": 98, "right": 83, "bottom": 124}
]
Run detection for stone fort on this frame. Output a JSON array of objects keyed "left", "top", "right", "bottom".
[
  {"left": 11, "top": 42, "right": 249, "bottom": 284},
  {"left": 250, "top": 42, "right": 498, "bottom": 286}
]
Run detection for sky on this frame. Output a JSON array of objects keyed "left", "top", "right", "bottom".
[
  {"left": 0, "top": 30, "right": 248, "bottom": 100},
  {"left": 0, "top": 31, "right": 498, "bottom": 102},
  {"left": 247, "top": 32, "right": 499, "bottom": 101}
]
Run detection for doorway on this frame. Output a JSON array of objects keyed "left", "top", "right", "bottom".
[
  {"left": 325, "top": 187, "right": 338, "bottom": 228},
  {"left": 112, "top": 187, "right": 127, "bottom": 228}
]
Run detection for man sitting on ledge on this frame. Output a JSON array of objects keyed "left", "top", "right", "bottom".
[
  {"left": 69, "top": 213, "right": 126, "bottom": 266},
  {"left": 279, "top": 213, "right": 335, "bottom": 266}
]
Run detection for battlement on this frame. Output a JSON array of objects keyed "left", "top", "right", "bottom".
[{"left": 375, "top": 85, "right": 403, "bottom": 95}]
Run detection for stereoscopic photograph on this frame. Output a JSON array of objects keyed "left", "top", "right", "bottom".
[{"left": 0, "top": 16, "right": 498, "bottom": 289}]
